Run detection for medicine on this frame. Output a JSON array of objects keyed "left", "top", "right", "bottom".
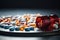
[
  {"left": 20, "top": 27, "right": 24, "bottom": 31},
  {"left": 25, "top": 28, "right": 30, "bottom": 31},
  {"left": 9, "top": 27, "right": 14, "bottom": 31},
  {"left": 30, "top": 27, "right": 34, "bottom": 31},
  {"left": 4, "top": 26, "right": 11, "bottom": 29},
  {"left": 0, "top": 25, "right": 4, "bottom": 28},
  {"left": 15, "top": 27, "right": 20, "bottom": 31}
]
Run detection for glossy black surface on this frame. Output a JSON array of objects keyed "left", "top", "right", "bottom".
[{"left": 0, "top": 31, "right": 60, "bottom": 37}]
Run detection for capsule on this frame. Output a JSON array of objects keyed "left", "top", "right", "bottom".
[
  {"left": 36, "top": 16, "right": 50, "bottom": 31},
  {"left": 4, "top": 26, "right": 11, "bottom": 29},
  {"left": 0, "top": 25, "right": 4, "bottom": 28},
  {"left": 30, "top": 27, "right": 34, "bottom": 31},
  {"left": 29, "top": 23, "right": 36, "bottom": 28},
  {"left": 15, "top": 27, "right": 20, "bottom": 31},
  {"left": 25, "top": 28, "right": 30, "bottom": 31},
  {"left": 9, "top": 27, "right": 15, "bottom": 31},
  {"left": 20, "top": 27, "right": 24, "bottom": 31}
]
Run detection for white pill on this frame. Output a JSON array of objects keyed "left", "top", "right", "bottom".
[{"left": 54, "top": 24, "right": 58, "bottom": 29}]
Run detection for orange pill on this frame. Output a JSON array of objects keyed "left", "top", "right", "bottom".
[
  {"left": 23, "top": 24, "right": 28, "bottom": 28},
  {"left": 20, "top": 27, "right": 24, "bottom": 31},
  {"left": 7, "top": 17, "right": 12, "bottom": 22},
  {"left": 30, "top": 23, "right": 36, "bottom": 28},
  {"left": 15, "top": 19, "right": 20, "bottom": 26}
]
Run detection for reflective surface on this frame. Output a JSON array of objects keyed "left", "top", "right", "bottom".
[
  {"left": 0, "top": 9, "right": 60, "bottom": 40},
  {"left": 0, "top": 35, "right": 60, "bottom": 40}
]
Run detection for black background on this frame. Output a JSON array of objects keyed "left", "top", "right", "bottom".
[{"left": 0, "top": 0, "right": 60, "bottom": 9}]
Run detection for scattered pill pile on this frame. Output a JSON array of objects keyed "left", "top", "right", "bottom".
[{"left": 0, "top": 13, "right": 60, "bottom": 32}]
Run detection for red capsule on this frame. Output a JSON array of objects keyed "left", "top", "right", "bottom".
[
  {"left": 36, "top": 16, "right": 42, "bottom": 28},
  {"left": 36, "top": 14, "right": 59, "bottom": 31},
  {"left": 48, "top": 14, "right": 59, "bottom": 31},
  {"left": 36, "top": 16, "right": 50, "bottom": 31},
  {"left": 41, "top": 16, "right": 50, "bottom": 31}
]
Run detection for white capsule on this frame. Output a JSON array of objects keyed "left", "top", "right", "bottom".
[
  {"left": 11, "top": 21, "right": 15, "bottom": 24},
  {"left": 29, "top": 17, "right": 34, "bottom": 23},
  {"left": 21, "top": 17, "right": 26, "bottom": 22},
  {"left": 34, "top": 28, "right": 39, "bottom": 31},
  {"left": 53, "top": 24, "right": 58, "bottom": 29},
  {"left": 1, "top": 16, "right": 5, "bottom": 18}
]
